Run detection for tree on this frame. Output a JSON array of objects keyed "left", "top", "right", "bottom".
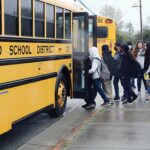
[
  {"left": 134, "top": 26, "right": 150, "bottom": 42},
  {"left": 125, "top": 22, "right": 134, "bottom": 42},
  {"left": 147, "top": 16, "right": 150, "bottom": 24},
  {"left": 99, "top": 4, "right": 124, "bottom": 31}
]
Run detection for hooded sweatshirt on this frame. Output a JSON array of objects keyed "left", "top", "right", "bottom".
[{"left": 89, "top": 47, "right": 102, "bottom": 80}]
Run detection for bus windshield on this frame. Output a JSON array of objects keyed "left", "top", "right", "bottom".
[{"left": 97, "top": 26, "right": 108, "bottom": 38}]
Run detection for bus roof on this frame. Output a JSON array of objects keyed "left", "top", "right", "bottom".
[{"left": 42, "top": 0, "right": 84, "bottom": 12}]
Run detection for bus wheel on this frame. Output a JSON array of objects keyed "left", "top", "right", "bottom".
[{"left": 49, "top": 74, "right": 67, "bottom": 117}]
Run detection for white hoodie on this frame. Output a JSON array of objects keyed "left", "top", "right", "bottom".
[{"left": 89, "top": 47, "right": 102, "bottom": 80}]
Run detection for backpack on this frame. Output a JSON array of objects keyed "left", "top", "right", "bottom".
[
  {"left": 93, "top": 58, "right": 110, "bottom": 81},
  {"left": 107, "top": 56, "right": 118, "bottom": 76},
  {"left": 131, "top": 60, "right": 141, "bottom": 78},
  {"left": 102, "top": 52, "right": 118, "bottom": 76}
]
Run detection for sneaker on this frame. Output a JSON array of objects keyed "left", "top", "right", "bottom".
[
  {"left": 122, "top": 100, "right": 128, "bottom": 104},
  {"left": 114, "top": 96, "right": 120, "bottom": 101},
  {"left": 82, "top": 103, "right": 89, "bottom": 108},
  {"left": 132, "top": 95, "right": 138, "bottom": 102},
  {"left": 122, "top": 100, "right": 133, "bottom": 105},
  {"left": 101, "top": 102, "right": 111, "bottom": 106},
  {"left": 110, "top": 102, "right": 114, "bottom": 105},
  {"left": 127, "top": 101, "right": 134, "bottom": 105},
  {"left": 145, "top": 99, "right": 149, "bottom": 102},
  {"left": 137, "top": 92, "right": 141, "bottom": 96},
  {"left": 84, "top": 104, "right": 96, "bottom": 109},
  {"left": 121, "top": 96, "right": 126, "bottom": 102}
]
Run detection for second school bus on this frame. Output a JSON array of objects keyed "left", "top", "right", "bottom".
[{"left": 96, "top": 16, "right": 116, "bottom": 55}]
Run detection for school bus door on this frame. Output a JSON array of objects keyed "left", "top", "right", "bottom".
[
  {"left": 88, "top": 15, "right": 97, "bottom": 47},
  {"left": 72, "top": 12, "right": 90, "bottom": 100}
]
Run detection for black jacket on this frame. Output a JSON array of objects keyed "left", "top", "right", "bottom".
[
  {"left": 102, "top": 49, "right": 117, "bottom": 76},
  {"left": 120, "top": 52, "right": 133, "bottom": 77},
  {"left": 144, "top": 49, "right": 150, "bottom": 72}
]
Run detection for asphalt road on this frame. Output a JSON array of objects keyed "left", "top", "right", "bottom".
[{"left": 0, "top": 99, "right": 83, "bottom": 150}]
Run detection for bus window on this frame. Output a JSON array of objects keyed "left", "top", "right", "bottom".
[
  {"left": 46, "top": 4, "right": 55, "bottom": 38},
  {"left": 56, "top": 7, "right": 63, "bottom": 39},
  {"left": 65, "top": 10, "right": 71, "bottom": 39},
  {"left": 97, "top": 26, "right": 108, "bottom": 38},
  {"left": 89, "top": 19, "right": 93, "bottom": 38},
  {"left": 88, "top": 18, "right": 94, "bottom": 46},
  {"left": 35, "top": 0, "right": 44, "bottom": 37},
  {"left": 5, "top": 0, "right": 18, "bottom": 35},
  {"left": 0, "top": 0, "right": 1, "bottom": 34},
  {"left": 21, "top": 0, "right": 32, "bottom": 36}
]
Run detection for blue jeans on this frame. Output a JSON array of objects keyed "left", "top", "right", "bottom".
[
  {"left": 146, "top": 80, "right": 150, "bottom": 96},
  {"left": 114, "top": 76, "right": 126, "bottom": 98},
  {"left": 137, "top": 69, "right": 147, "bottom": 92},
  {"left": 113, "top": 76, "right": 120, "bottom": 97},
  {"left": 91, "top": 79, "right": 109, "bottom": 104}
]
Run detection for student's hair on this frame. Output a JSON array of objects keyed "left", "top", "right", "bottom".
[
  {"left": 127, "top": 41, "right": 132, "bottom": 46},
  {"left": 133, "top": 40, "right": 144, "bottom": 51},
  {"left": 132, "top": 40, "right": 144, "bottom": 55},
  {"left": 115, "top": 42, "right": 121, "bottom": 47},
  {"left": 102, "top": 45, "right": 109, "bottom": 51},
  {"left": 120, "top": 43, "right": 129, "bottom": 53}
]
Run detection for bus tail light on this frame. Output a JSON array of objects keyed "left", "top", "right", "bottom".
[
  {"left": 110, "top": 41, "right": 113, "bottom": 50},
  {"left": 105, "top": 19, "right": 113, "bottom": 24}
]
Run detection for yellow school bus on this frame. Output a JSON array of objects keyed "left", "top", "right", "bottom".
[
  {"left": 97, "top": 16, "right": 116, "bottom": 55},
  {"left": 0, "top": 0, "right": 97, "bottom": 134}
]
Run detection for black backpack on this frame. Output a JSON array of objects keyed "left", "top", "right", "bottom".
[
  {"left": 108, "top": 57, "right": 118, "bottom": 76},
  {"left": 131, "top": 60, "right": 141, "bottom": 78},
  {"left": 102, "top": 52, "right": 118, "bottom": 76}
]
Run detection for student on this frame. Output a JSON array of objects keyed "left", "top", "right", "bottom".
[
  {"left": 113, "top": 43, "right": 121, "bottom": 100},
  {"left": 128, "top": 42, "right": 136, "bottom": 89},
  {"left": 102, "top": 45, "right": 117, "bottom": 104},
  {"left": 82, "top": 47, "right": 110, "bottom": 109},
  {"left": 144, "top": 42, "right": 150, "bottom": 101},
  {"left": 133, "top": 40, "right": 147, "bottom": 94},
  {"left": 120, "top": 44, "right": 138, "bottom": 104}
]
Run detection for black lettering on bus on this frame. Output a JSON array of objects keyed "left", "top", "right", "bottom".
[
  {"left": 18, "top": 45, "right": 22, "bottom": 55},
  {"left": 10, "top": 45, "right": 32, "bottom": 56},
  {"left": 50, "top": 46, "right": 54, "bottom": 53},
  {"left": 22, "top": 46, "right": 26, "bottom": 55},
  {"left": 14, "top": 46, "right": 18, "bottom": 55},
  {"left": 0, "top": 46, "right": 2, "bottom": 55},
  {"left": 28, "top": 46, "right": 32, "bottom": 54},
  {"left": 37, "top": 45, "right": 54, "bottom": 54},
  {"left": 37, "top": 46, "right": 40, "bottom": 54},
  {"left": 10, "top": 45, "right": 14, "bottom": 55}
]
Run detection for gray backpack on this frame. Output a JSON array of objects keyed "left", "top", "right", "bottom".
[{"left": 93, "top": 58, "right": 110, "bottom": 81}]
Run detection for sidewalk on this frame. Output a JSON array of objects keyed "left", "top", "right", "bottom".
[
  {"left": 64, "top": 99, "right": 150, "bottom": 150},
  {"left": 18, "top": 98, "right": 102, "bottom": 150}
]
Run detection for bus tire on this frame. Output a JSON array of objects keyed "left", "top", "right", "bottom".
[{"left": 49, "top": 74, "right": 67, "bottom": 118}]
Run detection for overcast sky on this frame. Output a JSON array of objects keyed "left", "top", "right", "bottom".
[{"left": 82, "top": 0, "right": 150, "bottom": 31}]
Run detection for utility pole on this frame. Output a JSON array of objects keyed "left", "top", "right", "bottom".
[
  {"left": 139, "top": 0, "right": 143, "bottom": 40},
  {"left": 132, "top": 0, "right": 143, "bottom": 40}
]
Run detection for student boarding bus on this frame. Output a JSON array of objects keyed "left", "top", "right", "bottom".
[
  {"left": 96, "top": 16, "right": 116, "bottom": 55},
  {"left": 0, "top": 0, "right": 97, "bottom": 134}
]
